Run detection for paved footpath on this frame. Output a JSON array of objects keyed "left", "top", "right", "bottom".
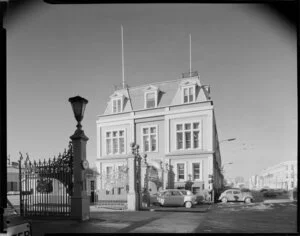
[{"left": 5, "top": 201, "right": 297, "bottom": 235}]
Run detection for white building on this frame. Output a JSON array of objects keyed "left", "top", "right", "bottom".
[
  {"left": 250, "top": 160, "right": 297, "bottom": 190},
  {"left": 96, "top": 71, "right": 224, "bottom": 201}
]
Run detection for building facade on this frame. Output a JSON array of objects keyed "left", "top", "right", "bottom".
[
  {"left": 96, "top": 72, "right": 224, "bottom": 201},
  {"left": 7, "top": 160, "right": 20, "bottom": 193},
  {"left": 249, "top": 160, "right": 297, "bottom": 190}
]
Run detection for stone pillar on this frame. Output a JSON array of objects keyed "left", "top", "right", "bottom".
[
  {"left": 70, "top": 129, "right": 90, "bottom": 221},
  {"left": 127, "top": 154, "right": 138, "bottom": 211},
  {"left": 163, "top": 162, "right": 169, "bottom": 189}
]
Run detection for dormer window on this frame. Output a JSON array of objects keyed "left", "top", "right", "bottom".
[
  {"left": 112, "top": 98, "right": 122, "bottom": 113},
  {"left": 144, "top": 85, "right": 159, "bottom": 109},
  {"left": 145, "top": 92, "right": 156, "bottom": 109},
  {"left": 183, "top": 86, "right": 195, "bottom": 103}
]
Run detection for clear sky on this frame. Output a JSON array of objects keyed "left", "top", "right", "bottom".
[{"left": 5, "top": 3, "right": 297, "bottom": 181}]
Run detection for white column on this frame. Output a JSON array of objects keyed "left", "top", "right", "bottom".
[
  {"left": 127, "top": 154, "right": 138, "bottom": 211},
  {"left": 70, "top": 130, "right": 90, "bottom": 221}
]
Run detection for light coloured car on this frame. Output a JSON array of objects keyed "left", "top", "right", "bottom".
[
  {"left": 157, "top": 189, "right": 197, "bottom": 208},
  {"left": 218, "top": 189, "right": 254, "bottom": 203}
]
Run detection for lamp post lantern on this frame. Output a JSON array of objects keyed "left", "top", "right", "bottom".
[
  {"left": 69, "top": 95, "right": 88, "bottom": 130},
  {"left": 69, "top": 95, "right": 90, "bottom": 221}
]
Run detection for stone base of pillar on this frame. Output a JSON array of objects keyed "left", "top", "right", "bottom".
[
  {"left": 127, "top": 192, "right": 138, "bottom": 211},
  {"left": 71, "top": 196, "right": 90, "bottom": 221}
]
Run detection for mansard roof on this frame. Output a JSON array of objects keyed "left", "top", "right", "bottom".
[{"left": 103, "top": 76, "right": 211, "bottom": 115}]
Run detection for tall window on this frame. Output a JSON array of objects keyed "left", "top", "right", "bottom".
[
  {"left": 112, "top": 98, "right": 122, "bottom": 113},
  {"left": 145, "top": 92, "right": 156, "bottom": 109},
  {"left": 106, "top": 130, "right": 125, "bottom": 155},
  {"left": 183, "top": 86, "right": 195, "bottom": 103},
  {"left": 142, "top": 126, "right": 157, "bottom": 152},
  {"left": 176, "top": 122, "right": 200, "bottom": 150},
  {"left": 106, "top": 166, "right": 112, "bottom": 179},
  {"left": 193, "top": 163, "right": 200, "bottom": 180},
  {"left": 177, "top": 163, "right": 185, "bottom": 180}
]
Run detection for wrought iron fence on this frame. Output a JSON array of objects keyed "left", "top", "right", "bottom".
[{"left": 19, "top": 142, "right": 73, "bottom": 217}]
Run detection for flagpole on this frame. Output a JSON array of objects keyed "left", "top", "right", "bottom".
[
  {"left": 189, "top": 34, "right": 192, "bottom": 77},
  {"left": 121, "top": 25, "right": 125, "bottom": 89}
]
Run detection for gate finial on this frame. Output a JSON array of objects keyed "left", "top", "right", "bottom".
[{"left": 19, "top": 152, "right": 23, "bottom": 161}]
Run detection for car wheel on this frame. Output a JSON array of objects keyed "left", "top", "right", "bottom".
[
  {"left": 221, "top": 197, "right": 228, "bottom": 203},
  {"left": 185, "top": 201, "right": 192, "bottom": 208},
  {"left": 244, "top": 197, "right": 251, "bottom": 204}
]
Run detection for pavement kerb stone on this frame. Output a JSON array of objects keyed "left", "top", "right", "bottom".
[{"left": 263, "top": 199, "right": 296, "bottom": 204}]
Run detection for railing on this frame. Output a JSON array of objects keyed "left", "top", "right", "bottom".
[{"left": 18, "top": 142, "right": 73, "bottom": 217}]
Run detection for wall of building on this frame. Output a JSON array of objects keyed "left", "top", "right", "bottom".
[{"left": 253, "top": 161, "right": 297, "bottom": 190}]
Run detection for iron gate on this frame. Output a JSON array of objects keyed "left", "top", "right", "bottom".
[{"left": 19, "top": 142, "right": 73, "bottom": 217}]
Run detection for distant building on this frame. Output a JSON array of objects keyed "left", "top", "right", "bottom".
[
  {"left": 250, "top": 160, "right": 297, "bottom": 190},
  {"left": 7, "top": 160, "right": 20, "bottom": 192},
  {"left": 96, "top": 71, "right": 224, "bottom": 201},
  {"left": 248, "top": 175, "right": 259, "bottom": 190}
]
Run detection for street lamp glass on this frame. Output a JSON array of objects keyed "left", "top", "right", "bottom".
[{"left": 68, "top": 96, "right": 88, "bottom": 125}]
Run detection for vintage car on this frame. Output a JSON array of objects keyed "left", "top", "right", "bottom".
[
  {"left": 157, "top": 189, "right": 198, "bottom": 208},
  {"left": 218, "top": 188, "right": 254, "bottom": 203}
]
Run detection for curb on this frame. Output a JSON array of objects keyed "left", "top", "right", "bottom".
[{"left": 263, "top": 199, "right": 296, "bottom": 204}]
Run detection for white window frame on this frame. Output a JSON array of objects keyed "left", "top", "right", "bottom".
[
  {"left": 191, "top": 160, "right": 203, "bottom": 181},
  {"left": 105, "top": 129, "right": 126, "bottom": 155},
  {"left": 141, "top": 125, "right": 158, "bottom": 152},
  {"left": 182, "top": 85, "right": 196, "bottom": 104},
  {"left": 112, "top": 97, "right": 123, "bottom": 113},
  {"left": 144, "top": 91, "right": 158, "bottom": 109},
  {"left": 177, "top": 163, "right": 185, "bottom": 181},
  {"left": 175, "top": 121, "right": 202, "bottom": 150}
]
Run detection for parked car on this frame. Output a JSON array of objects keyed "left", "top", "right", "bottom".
[
  {"left": 218, "top": 189, "right": 254, "bottom": 203},
  {"left": 263, "top": 189, "right": 277, "bottom": 197},
  {"left": 157, "top": 189, "right": 197, "bottom": 208}
]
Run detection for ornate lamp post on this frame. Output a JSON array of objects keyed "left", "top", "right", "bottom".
[{"left": 69, "top": 95, "right": 90, "bottom": 221}]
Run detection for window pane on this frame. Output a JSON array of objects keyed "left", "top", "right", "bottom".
[
  {"left": 106, "top": 167, "right": 112, "bottom": 178},
  {"left": 176, "top": 124, "right": 183, "bottom": 131},
  {"left": 117, "top": 99, "right": 121, "bottom": 112},
  {"left": 106, "top": 132, "right": 111, "bottom": 138},
  {"left": 193, "top": 163, "right": 200, "bottom": 179},
  {"left": 106, "top": 139, "right": 111, "bottom": 154},
  {"left": 113, "top": 131, "right": 117, "bottom": 137},
  {"left": 184, "top": 95, "right": 188, "bottom": 103},
  {"left": 193, "top": 122, "right": 199, "bottom": 129},
  {"left": 113, "top": 100, "right": 117, "bottom": 113},
  {"left": 146, "top": 93, "right": 155, "bottom": 108},
  {"left": 193, "top": 131, "right": 199, "bottom": 148},
  {"left": 150, "top": 127, "right": 156, "bottom": 133},
  {"left": 119, "top": 130, "right": 124, "bottom": 136},
  {"left": 177, "top": 133, "right": 183, "bottom": 149},
  {"left": 143, "top": 128, "right": 149, "bottom": 134},
  {"left": 177, "top": 164, "right": 184, "bottom": 180},
  {"left": 144, "top": 136, "right": 149, "bottom": 152},
  {"left": 119, "top": 138, "right": 124, "bottom": 153},
  {"left": 189, "top": 87, "right": 193, "bottom": 95},
  {"left": 151, "top": 135, "right": 156, "bottom": 151},
  {"left": 113, "top": 138, "right": 118, "bottom": 153},
  {"left": 185, "top": 124, "right": 191, "bottom": 130},
  {"left": 184, "top": 88, "right": 188, "bottom": 96},
  {"left": 185, "top": 132, "right": 191, "bottom": 149}
]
